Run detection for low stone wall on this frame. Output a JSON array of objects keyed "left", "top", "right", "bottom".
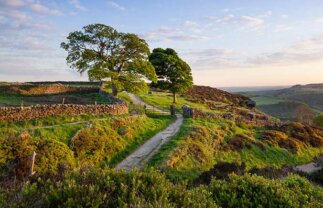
[{"left": 0, "top": 103, "right": 128, "bottom": 122}]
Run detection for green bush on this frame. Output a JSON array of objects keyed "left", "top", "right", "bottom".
[
  {"left": 32, "top": 139, "right": 75, "bottom": 175},
  {"left": 2, "top": 169, "right": 323, "bottom": 207},
  {"left": 314, "top": 114, "right": 323, "bottom": 127},
  {"left": 209, "top": 174, "right": 323, "bottom": 208},
  {"left": 0, "top": 132, "right": 75, "bottom": 177},
  {"left": 71, "top": 123, "right": 125, "bottom": 166},
  {"left": 2, "top": 169, "right": 218, "bottom": 207}
]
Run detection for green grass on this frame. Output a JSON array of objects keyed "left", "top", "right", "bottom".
[
  {"left": 314, "top": 114, "right": 323, "bottom": 127},
  {"left": 0, "top": 113, "right": 116, "bottom": 130},
  {"left": 139, "top": 91, "right": 210, "bottom": 112},
  {"left": 251, "top": 96, "right": 286, "bottom": 106},
  {"left": 27, "top": 124, "right": 84, "bottom": 145},
  {"left": 147, "top": 117, "right": 236, "bottom": 181},
  {"left": 116, "top": 91, "right": 132, "bottom": 104},
  {"left": 148, "top": 115, "right": 323, "bottom": 182}
]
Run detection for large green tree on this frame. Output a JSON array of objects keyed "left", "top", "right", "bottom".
[
  {"left": 61, "top": 24, "right": 157, "bottom": 96},
  {"left": 149, "top": 48, "right": 193, "bottom": 103}
]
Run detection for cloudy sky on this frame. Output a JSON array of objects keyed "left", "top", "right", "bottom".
[{"left": 1, "top": 0, "right": 323, "bottom": 87}]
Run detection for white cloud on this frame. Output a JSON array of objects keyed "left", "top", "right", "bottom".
[
  {"left": 30, "top": 3, "right": 62, "bottom": 15},
  {"left": 216, "top": 14, "right": 235, "bottom": 24},
  {"left": 273, "top": 24, "right": 292, "bottom": 32},
  {"left": 212, "top": 14, "right": 264, "bottom": 30},
  {"left": 240, "top": 16, "right": 264, "bottom": 30},
  {"left": 0, "top": 0, "right": 25, "bottom": 8},
  {"left": 184, "top": 20, "right": 204, "bottom": 33},
  {"left": 108, "top": 1, "right": 126, "bottom": 11},
  {"left": 249, "top": 35, "right": 323, "bottom": 66},
  {"left": 182, "top": 48, "right": 247, "bottom": 70},
  {"left": 4, "top": 10, "right": 29, "bottom": 21},
  {"left": 141, "top": 26, "right": 208, "bottom": 42},
  {"left": 68, "top": 0, "right": 86, "bottom": 11}
]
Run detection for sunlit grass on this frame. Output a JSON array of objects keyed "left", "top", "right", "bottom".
[{"left": 139, "top": 91, "right": 210, "bottom": 112}]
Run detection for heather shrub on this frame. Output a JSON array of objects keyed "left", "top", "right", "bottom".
[
  {"left": 71, "top": 123, "right": 125, "bottom": 166},
  {"left": 209, "top": 174, "right": 323, "bottom": 208},
  {"left": 2, "top": 169, "right": 218, "bottom": 207},
  {"left": 32, "top": 139, "right": 75, "bottom": 175},
  {"left": 1, "top": 170, "right": 322, "bottom": 207},
  {"left": 0, "top": 132, "right": 75, "bottom": 178}
]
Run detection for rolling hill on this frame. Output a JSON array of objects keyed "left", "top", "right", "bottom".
[{"left": 241, "top": 83, "right": 323, "bottom": 122}]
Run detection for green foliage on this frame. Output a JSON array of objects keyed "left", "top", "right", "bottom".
[
  {"left": 2, "top": 169, "right": 323, "bottom": 207},
  {"left": 2, "top": 169, "right": 218, "bottom": 207},
  {"left": 61, "top": 24, "right": 157, "bottom": 95},
  {"left": 314, "top": 114, "right": 323, "bottom": 127},
  {"left": 32, "top": 139, "right": 76, "bottom": 174},
  {"left": 0, "top": 114, "right": 173, "bottom": 176},
  {"left": 209, "top": 174, "right": 323, "bottom": 208},
  {"left": 149, "top": 48, "right": 193, "bottom": 103},
  {"left": 140, "top": 91, "right": 210, "bottom": 112},
  {"left": 0, "top": 132, "right": 75, "bottom": 176}
]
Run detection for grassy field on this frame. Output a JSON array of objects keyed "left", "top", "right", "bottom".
[
  {"left": 139, "top": 91, "right": 210, "bottom": 112},
  {"left": 250, "top": 96, "right": 286, "bottom": 105}
]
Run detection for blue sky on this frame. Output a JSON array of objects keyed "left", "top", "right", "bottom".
[{"left": 1, "top": 0, "right": 323, "bottom": 87}]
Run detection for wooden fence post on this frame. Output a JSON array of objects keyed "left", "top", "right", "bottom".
[
  {"left": 29, "top": 151, "right": 36, "bottom": 177},
  {"left": 20, "top": 99, "right": 24, "bottom": 110},
  {"left": 62, "top": 98, "right": 65, "bottom": 104}
]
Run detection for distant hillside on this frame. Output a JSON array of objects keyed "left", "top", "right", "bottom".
[
  {"left": 241, "top": 83, "right": 323, "bottom": 122},
  {"left": 184, "top": 85, "right": 254, "bottom": 107},
  {"left": 257, "top": 101, "right": 315, "bottom": 122}
]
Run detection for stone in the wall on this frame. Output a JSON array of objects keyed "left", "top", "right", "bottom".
[{"left": 0, "top": 103, "right": 128, "bottom": 122}]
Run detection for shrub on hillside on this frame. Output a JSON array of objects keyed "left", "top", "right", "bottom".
[
  {"left": 1, "top": 169, "right": 218, "bottom": 207},
  {"left": 0, "top": 133, "right": 75, "bottom": 179},
  {"left": 71, "top": 124, "right": 125, "bottom": 166},
  {"left": 1, "top": 169, "right": 322, "bottom": 207},
  {"left": 0, "top": 132, "right": 34, "bottom": 179},
  {"left": 226, "top": 134, "right": 265, "bottom": 151},
  {"left": 195, "top": 162, "right": 246, "bottom": 184},
  {"left": 209, "top": 174, "right": 323, "bottom": 208},
  {"left": 308, "top": 168, "right": 323, "bottom": 186},
  {"left": 262, "top": 122, "right": 323, "bottom": 152},
  {"left": 314, "top": 114, "right": 323, "bottom": 127},
  {"left": 32, "top": 139, "right": 75, "bottom": 175}
]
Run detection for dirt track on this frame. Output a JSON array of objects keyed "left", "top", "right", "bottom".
[{"left": 115, "top": 93, "right": 183, "bottom": 171}]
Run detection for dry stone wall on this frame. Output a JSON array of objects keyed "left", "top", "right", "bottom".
[{"left": 0, "top": 103, "right": 128, "bottom": 122}]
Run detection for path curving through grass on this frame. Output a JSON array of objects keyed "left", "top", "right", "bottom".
[{"left": 115, "top": 93, "right": 183, "bottom": 171}]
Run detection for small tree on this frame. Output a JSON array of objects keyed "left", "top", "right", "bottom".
[
  {"left": 149, "top": 48, "right": 193, "bottom": 103},
  {"left": 61, "top": 24, "right": 157, "bottom": 96}
]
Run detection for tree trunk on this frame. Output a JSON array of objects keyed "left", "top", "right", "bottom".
[
  {"left": 173, "top": 92, "right": 177, "bottom": 103},
  {"left": 112, "top": 83, "right": 118, "bottom": 96}
]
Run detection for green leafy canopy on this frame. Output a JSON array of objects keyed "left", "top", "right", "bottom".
[
  {"left": 61, "top": 24, "right": 157, "bottom": 95},
  {"left": 149, "top": 48, "right": 193, "bottom": 102}
]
